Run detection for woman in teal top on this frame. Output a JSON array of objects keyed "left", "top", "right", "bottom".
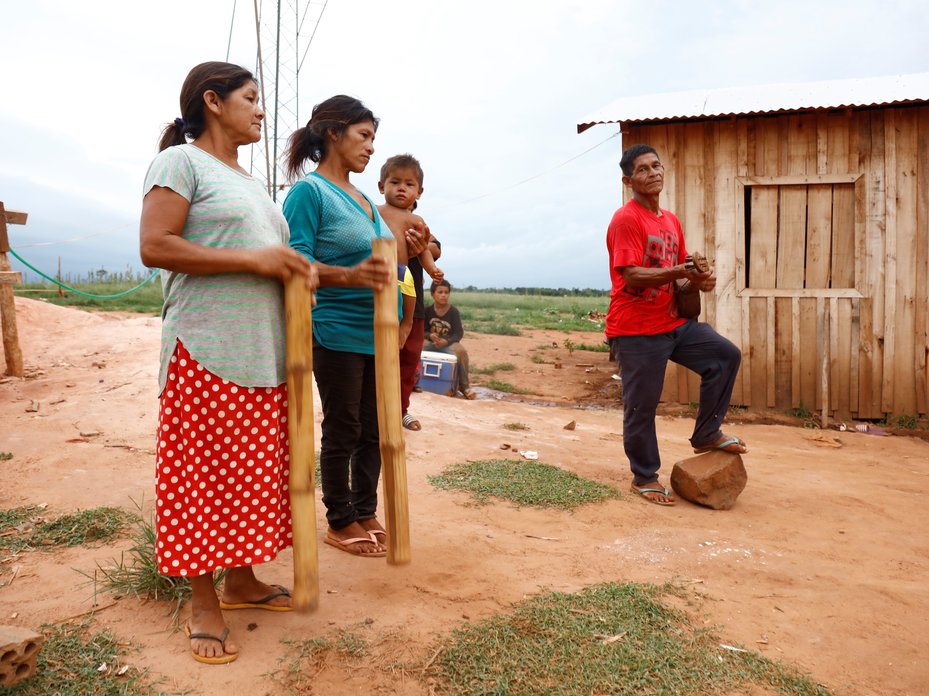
[{"left": 283, "top": 95, "right": 393, "bottom": 558}]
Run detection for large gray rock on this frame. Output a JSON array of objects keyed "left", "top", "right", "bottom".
[{"left": 670, "top": 451, "right": 747, "bottom": 510}]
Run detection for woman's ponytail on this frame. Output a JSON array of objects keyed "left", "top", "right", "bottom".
[
  {"left": 285, "top": 125, "right": 327, "bottom": 180},
  {"left": 158, "top": 117, "right": 189, "bottom": 152}
]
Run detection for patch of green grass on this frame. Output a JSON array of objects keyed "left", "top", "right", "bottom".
[
  {"left": 0, "top": 505, "right": 130, "bottom": 553},
  {"left": 273, "top": 628, "right": 370, "bottom": 693},
  {"left": 479, "top": 322, "right": 522, "bottom": 336},
  {"left": 275, "top": 637, "right": 333, "bottom": 693},
  {"left": 503, "top": 422, "right": 529, "bottom": 431},
  {"left": 84, "top": 502, "right": 222, "bottom": 626},
  {"left": 472, "top": 362, "right": 517, "bottom": 375},
  {"left": 729, "top": 404, "right": 746, "bottom": 416},
  {"left": 0, "top": 451, "right": 12, "bottom": 461},
  {"left": 530, "top": 354, "right": 547, "bottom": 364},
  {"left": 16, "top": 279, "right": 164, "bottom": 315},
  {"left": 6, "top": 620, "right": 148, "bottom": 695},
  {"left": 788, "top": 404, "right": 821, "bottom": 429},
  {"left": 452, "top": 292, "right": 609, "bottom": 334},
  {"left": 486, "top": 379, "right": 532, "bottom": 394},
  {"left": 334, "top": 630, "right": 368, "bottom": 657},
  {"left": 429, "top": 582, "right": 829, "bottom": 696},
  {"left": 428, "top": 459, "right": 621, "bottom": 509},
  {"left": 563, "top": 338, "right": 610, "bottom": 355},
  {"left": 887, "top": 414, "right": 918, "bottom": 429},
  {"left": 0, "top": 505, "right": 38, "bottom": 528},
  {"left": 573, "top": 342, "right": 610, "bottom": 353}
]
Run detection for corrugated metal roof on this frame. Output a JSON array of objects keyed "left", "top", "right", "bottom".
[{"left": 577, "top": 72, "right": 929, "bottom": 133}]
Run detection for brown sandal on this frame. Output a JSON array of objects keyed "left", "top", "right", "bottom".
[{"left": 630, "top": 484, "right": 676, "bottom": 506}]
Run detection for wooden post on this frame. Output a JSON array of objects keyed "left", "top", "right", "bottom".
[
  {"left": 285, "top": 276, "right": 319, "bottom": 611},
  {"left": 371, "top": 238, "right": 411, "bottom": 565},
  {"left": 821, "top": 301, "right": 830, "bottom": 429},
  {"left": 0, "top": 202, "right": 26, "bottom": 377}
]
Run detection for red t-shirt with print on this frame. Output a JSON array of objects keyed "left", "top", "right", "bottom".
[{"left": 605, "top": 198, "right": 688, "bottom": 337}]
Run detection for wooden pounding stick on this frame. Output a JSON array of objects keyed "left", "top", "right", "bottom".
[
  {"left": 285, "top": 276, "right": 319, "bottom": 610},
  {"left": 371, "top": 238, "right": 412, "bottom": 565}
]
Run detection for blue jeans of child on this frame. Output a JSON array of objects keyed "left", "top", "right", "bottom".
[
  {"left": 611, "top": 320, "right": 741, "bottom": 486},
  {"left": 312, "top": 343, "right": 381, "bottom": 530}
]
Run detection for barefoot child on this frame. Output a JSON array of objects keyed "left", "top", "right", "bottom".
[
  {"left": 377, "top": 154, "right": 443, "bottom": 430},
  {"left": 377, "top": 155, "right": 443, "bottom": 285}
]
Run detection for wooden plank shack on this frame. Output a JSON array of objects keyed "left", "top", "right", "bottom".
[{"left": 581, "top": 75, "right": 929, "bottom": 419}]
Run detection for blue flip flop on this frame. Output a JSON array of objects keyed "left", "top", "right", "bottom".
[{"left": 693, "top": 434, "right": 747, "bottom": 454}]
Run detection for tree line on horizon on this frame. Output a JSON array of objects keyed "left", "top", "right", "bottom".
[
  {"left": 457, "top": 285, "right": 608, "bottom": 297},
  {"left": 17, "top": 270, "right": 609, "bottom": 297}
]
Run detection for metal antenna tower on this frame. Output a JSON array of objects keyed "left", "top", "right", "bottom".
[{"left": 250, "top": 0, "right": 328, "bottom": 200}]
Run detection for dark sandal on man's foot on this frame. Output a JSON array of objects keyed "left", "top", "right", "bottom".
[
  {"left": 630, "top": 484, "right": 676, "bottom": 506},
  {"left": 693, "top": 434, "right": 748, "bottom": 454}
]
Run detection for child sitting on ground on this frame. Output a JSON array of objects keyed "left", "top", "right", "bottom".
[{"left": 424, "top": 280, "right": 476, "bottom": 400}]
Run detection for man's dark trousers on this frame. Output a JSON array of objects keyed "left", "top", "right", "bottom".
[{"left": 612, "top": 320, "right": 741, "bottom": 486}]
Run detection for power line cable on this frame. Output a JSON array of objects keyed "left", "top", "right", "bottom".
[
  {"left": 297, "top": 0, "right": 328, "bottom": 72},
  {"left": 226, "top": 0, "right": 238, "bottom": 61},
  {"left": 452, "top": 130, "right": 620, "bottom": 207}
]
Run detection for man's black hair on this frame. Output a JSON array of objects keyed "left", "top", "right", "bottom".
[{"left": 620, "top": 144, "right": 659, "bottom": 177}]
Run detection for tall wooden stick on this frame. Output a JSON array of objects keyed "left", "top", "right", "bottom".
[
  {"left": 0, "top": 202, "right": 25, "bottom": 378},
  {"left": 371, "top": 238, "right": 411, "bottom": 565},
  {"left": 285, "top": 276, "right": 318, "bottom": 610}
]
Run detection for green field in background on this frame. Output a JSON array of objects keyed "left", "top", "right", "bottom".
[{"left": 15, "top": 281, "right": 608, "bottom": 333}]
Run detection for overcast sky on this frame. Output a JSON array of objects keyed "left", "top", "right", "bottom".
[{"left": 3, "top": 0, "right": 928, "bottom": 289}]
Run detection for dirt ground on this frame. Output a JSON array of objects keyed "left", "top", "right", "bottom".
[{"left": 1, "top": 297, "right": 927, "bottom": 695}]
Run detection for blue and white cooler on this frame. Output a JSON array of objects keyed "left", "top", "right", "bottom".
[{"left": 416, "top": 350, "right": 458, "bottom": 396}]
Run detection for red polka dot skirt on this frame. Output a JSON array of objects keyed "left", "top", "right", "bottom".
[{"left": 155, "top": 341, "right": 292, "bottom": 577}]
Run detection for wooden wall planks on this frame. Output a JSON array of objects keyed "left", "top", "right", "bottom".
[{"left": 616, "top": 106, "right": 928, "bottom": 417}]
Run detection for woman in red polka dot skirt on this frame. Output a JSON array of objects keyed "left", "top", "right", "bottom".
[{"left": 140, "top": 62, "right": 316, "bottom": 665}]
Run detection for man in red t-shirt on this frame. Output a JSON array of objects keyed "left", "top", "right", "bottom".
[{"left": 606, "top": 144, "right": 746, "bottom": 506}]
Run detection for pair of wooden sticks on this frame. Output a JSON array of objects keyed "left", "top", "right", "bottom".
[{"left": 284, "top": 238, "right": 410, "bottom": 612}]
